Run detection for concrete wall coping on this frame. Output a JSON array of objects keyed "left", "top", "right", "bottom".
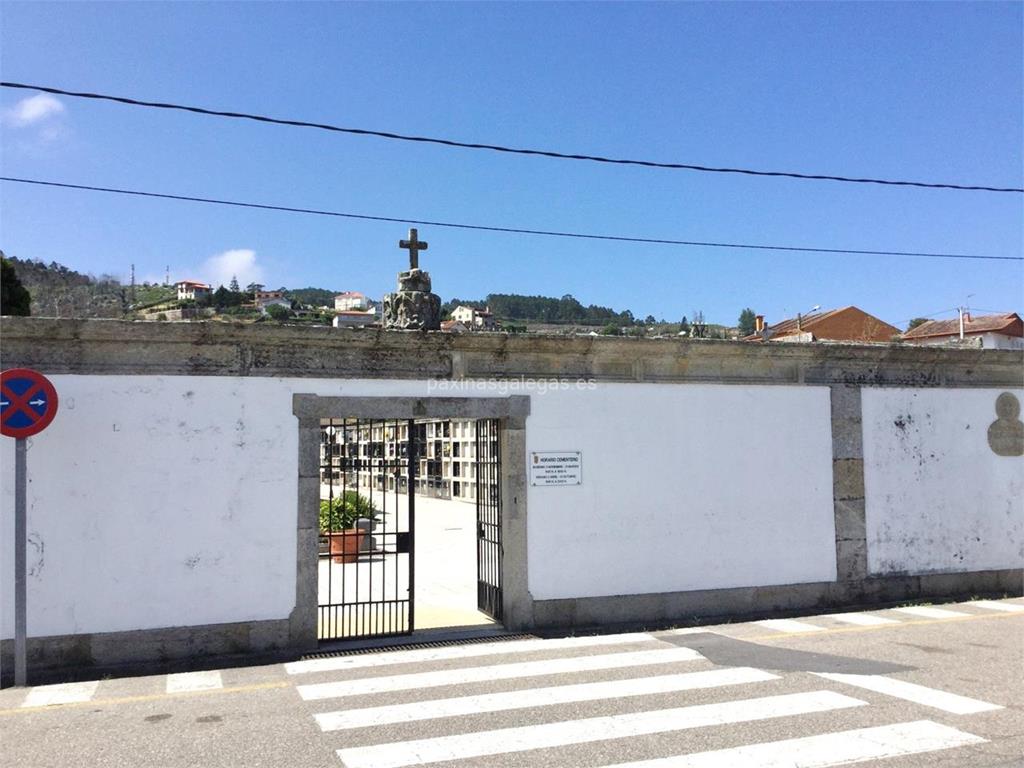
[
  {"left": 293, "top": 394, "right": 531, "bottom": 421},
  {"left": 2, "top": 317, "right": 1021, "bottom": 387}
]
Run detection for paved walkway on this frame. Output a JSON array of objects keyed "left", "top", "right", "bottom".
[{"left": 318, "top": 490, "right": 495, "bottom": 634}]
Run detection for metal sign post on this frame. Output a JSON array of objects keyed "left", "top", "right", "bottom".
[
  {"left": 14, "top": 438, "right": 27, "bottom": 686},
  {"left": 1, "top": 368, "right": 60, "bottom": 687}
]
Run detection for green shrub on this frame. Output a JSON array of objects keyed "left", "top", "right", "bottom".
[{"left": 319, "top": 491, "right": 379, "bottom": 532}]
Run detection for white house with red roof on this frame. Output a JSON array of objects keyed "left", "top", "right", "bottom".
[
  {"left": 334, "top": 291, "right": 369, "bottom": 312},
  {"left": 175, "top": 280, "right": 211, "bottom": 301},
  {"left": 902, "top": 312, "right": 1023, "bottom": 350},
  {"left": 450, "top": 304, "right": 498, "bottom": 330}
]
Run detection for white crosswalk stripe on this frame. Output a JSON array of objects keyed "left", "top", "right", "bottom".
[
  {"left": 294, "top": 632, "right": 992, "bottom": 768},
  {"left": 813, "top": 672, "right": 1003, "bottom": 714},
  {"left": 598, "top": 720, "right": 987, "bottom": 768},
  {"left": 298, "top": 646, "right": 703, "bottom": 701},
  {"left": 315, "top": 667, "right": 778, "bottom": 731},
  {"left": 20, "top": 681, "right": 99, "bottom": 708},
  {"left": 828, "top": 612, "right": 899, "bottom": 626},
  {"left": 756, "top": 618, "right": 826, "bottom": 633},
  {"left": 165, "top": 670, "right": 223, "bottom": 693},
  {"left": 970, "top": 599, "right": 1024, "bottom": 613},
  {"left": 335, "top": 691, "right": 866, "bottom": 768},
  {"left": 893, "top": 605, "right": 970, "bottom": 619}
]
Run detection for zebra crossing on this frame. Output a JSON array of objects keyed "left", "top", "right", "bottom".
[
  {"left": 287, "top": 599, "right": 1021, "bottom": 767},
  {"left": 4, "top": 598, "right": 1018, "bottom": 767},
  {"left": 11, "top": 667, "right": 227, "bottom": 708}
]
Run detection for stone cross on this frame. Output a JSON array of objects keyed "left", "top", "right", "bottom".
[{"left": 399, "top": 228, "right": 428, "bottom": 270}]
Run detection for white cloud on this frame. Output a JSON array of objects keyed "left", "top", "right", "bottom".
[
  {"left": 200, "top": 249, "right": 266, "bottom": 289},
  {"left": 4, "top": 94, "right": 65, "bottom": 128}
]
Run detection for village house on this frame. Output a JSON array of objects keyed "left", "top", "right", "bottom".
[
  {"left": 743, "top": 306, "right": 899, "bottom": 344},
  {"left": 332, "top": 309, "right": 377, "bottom": 328},
  {"left": 174, "top": 280, "right": 211, "bottom": 301},
  {"left": 450, "top": 304, "right": 498, "bottom": 330},
  {"left": 440, "top": 319, "right": 469, "bottom": 333},
  {"left": 253, "top": 290, "right": 291, "bottom": 314},
  {"left": 902, "top": 312, "right": 1024, "bottom": 350},
  {"left": 334, "top": 291, "right": 369, "bottom": 312}
]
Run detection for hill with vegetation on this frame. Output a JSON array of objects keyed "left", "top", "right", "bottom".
[
  {"left": 1, "top": 258, "right": 735, "bottom": 335},
  {"left": 441, "top": 293, "right": 643, "bottom": 327}
]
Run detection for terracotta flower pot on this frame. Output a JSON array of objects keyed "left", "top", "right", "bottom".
[{"left": 327, "top": 529, "right": 364, "bottom": 563}]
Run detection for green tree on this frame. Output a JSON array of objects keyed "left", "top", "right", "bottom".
[
  {"left": 678, "top": 316, "right": 690, "bottom": 336},
  {"left": 266, "top": 304, "right": 290, "bottom": 322},
  {"left": 600, "top": 323, "right": 620, "bottom": 335},
  {"left": 0, "top": 257, "right": 32, "bottom": 316},
  {"left": 229, "top": 275, "right": 240, "bottom": 292},
  {"left": 907, "top": 317, "right": 930, "bottom": 331},
  {"left": 212, "top": 285, "right": 229, "bottom": 307},
  {"left": 738, "top": 308, "right": 757, "bottom": 336}
]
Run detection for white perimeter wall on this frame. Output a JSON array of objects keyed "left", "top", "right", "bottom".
[
  {"left": 1, "top": 375, "right": 837, "bottom": 639},
  {"left": 526, "top": 383, "right": 836, "bottom": 599},
  {"left": 862, "top": 388, "right": 1024, "bottom": 576}
]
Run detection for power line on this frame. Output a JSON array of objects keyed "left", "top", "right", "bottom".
[
  {"left": 970, "top": 307, "right": 1017, "bottom": 315},
  {"left": 891, "top": 307, "right": 959, "bottom": 328},
  {"left": 3, "top": 81, "right": 1021, "bottom": 195},
  {"left": 4, "top": 176, "right": 1020, "bottom": 262}
]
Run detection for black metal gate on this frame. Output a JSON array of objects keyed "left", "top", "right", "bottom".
[
  {"left": 476, "top": 418, "right": 503, "bottom": 620},
  {"left": 318, "top": 416, "right": 503, "bottom": 640},
  {"left": 318, "top": 418, "right": 415, "bottom": 640}
]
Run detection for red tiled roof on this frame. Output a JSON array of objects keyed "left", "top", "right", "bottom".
[
  {"left": 902, "top": 313, "right": 1022, "bottom": 340},
  {"left": 335, "top": 291, "right": 366, "bottom": 298},
  {"left": 754, "top": 308, "right": 845, "bottom": 337},
  {"left": 176, "top": 280, "right": 209, "bottom": 288},
  {"left": 742, "top": 306, "right": 899, "bottom": 343}
]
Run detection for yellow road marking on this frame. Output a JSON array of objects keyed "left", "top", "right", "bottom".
[
  {"left": 2, "top": 608, "right": 1020, "bottom": 715},
  {"left": 0, "top": 680, "right": 290, "bottom": 716}
]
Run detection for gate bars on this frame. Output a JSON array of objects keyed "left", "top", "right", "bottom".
[
  {"left": 318, "top": 417, "right": 504, "bottom": 640},
  {"left": 476, "top": 418, "right": 503, "bottom": 620},
  {"left": 318, "top": 418, "right": 414, "bottom": 640}
]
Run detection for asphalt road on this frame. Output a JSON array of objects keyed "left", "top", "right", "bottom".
[{"left": 2, "top": 598, "right": 1022, "bottom": 768}]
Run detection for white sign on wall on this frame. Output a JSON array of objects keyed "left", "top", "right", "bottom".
[{"left": 530, "top": 451, "right": 582, "bottom": 486}]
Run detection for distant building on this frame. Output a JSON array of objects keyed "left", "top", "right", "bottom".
[
  {"left": 175, "top": 280, "right": 211, "bottom": 301},
  {"left": 902, "top": 312, "right": 1023, "bottom": 350},
  {"left": 332, "top": 310, "right": 377, "bottom": 328},
  {"left": 254, "top": 291, "right": 291, "bottom": 314},
  {"left": 440, "top": 320, "right": 469, "bottom": 333},
  {"left": 335, "top": 291, "right": 369, "bottom": 312},
  {"left": 743, "top": 306, "right": 899, "bottom": 344},
  {"left": 450, "top": 305, "right": 498, "bottom": 330},
  {"left": 320, "top": 419, "right": 498, "bottom": 505}
]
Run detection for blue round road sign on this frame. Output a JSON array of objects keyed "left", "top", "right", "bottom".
[{"left": 1, "top": 368, "right": 59, "bottom": 439}]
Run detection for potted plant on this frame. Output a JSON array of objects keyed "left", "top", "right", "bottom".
[{"left": 319, "top": 492, "right": 379, "bottom": 563}]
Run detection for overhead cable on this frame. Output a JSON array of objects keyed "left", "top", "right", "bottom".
[
  {"left": 2, "top": 81, "right": 1021, "bottom": 194},
  {"left": 3, "top": 176, "right": 1020, "bottom": 262}
]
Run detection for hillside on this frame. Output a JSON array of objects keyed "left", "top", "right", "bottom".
[
  {"left": 1, "top": 258, "right": 727, "bottom": 333},
  {"left": 2, "top": 254, "right": 177, "bottom": 318},
  {"left": 441, "top": 293, "right": 642, "bottom": 327}
]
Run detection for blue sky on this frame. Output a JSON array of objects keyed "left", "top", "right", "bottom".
[{"left": 1, "top": 1, "right": 1021, "bottom": 328}]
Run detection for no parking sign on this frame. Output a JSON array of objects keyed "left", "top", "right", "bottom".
[
  {"left": 2, "top": 367, "right": 59, "bottom": 688},
  {"left": 1, "top": 368, "right": 59, "bottom": 438}
]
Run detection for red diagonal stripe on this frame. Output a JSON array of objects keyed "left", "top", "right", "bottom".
[{"left": 1, "top": 382, "right": 44, "bottom": 423}]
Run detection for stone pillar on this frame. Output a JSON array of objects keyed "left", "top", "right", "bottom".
[
  {"left": 500, "top": 414, "right": 534, "bottom": 629},
  {"left": 289, "top": 418, "right": 322, "bottom": 650},
  {"left": 831, "top": 385, "right": 868, "bottom": 581},
  {"left": 382, "top": 268, "right": 441, "bottom": 331}
]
